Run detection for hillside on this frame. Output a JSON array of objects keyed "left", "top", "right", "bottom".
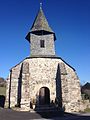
[{"left": 0, "top": 77, "right": 6, "bottom": 87}]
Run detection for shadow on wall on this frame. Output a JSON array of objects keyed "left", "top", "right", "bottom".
[
  {"left": 56, "top": 64, "right": 62, "bottom": 108},
  {"left": 16, "top": 64, "right": 23, "bottom": 107},
  {"left": 0, "top": 95, "right": 5, "bottom": 108}
]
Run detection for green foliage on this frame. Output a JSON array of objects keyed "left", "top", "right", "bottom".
[
  {"left": 84, "top": 108, "right": 90, "bottom": 113},
  {"left": 0, "top": 87, "right": 6, "bottom": 96}
]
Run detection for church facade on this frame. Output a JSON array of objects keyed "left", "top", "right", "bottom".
[{"left": 5, "top": 7, "right": 82, "bottom": 112}]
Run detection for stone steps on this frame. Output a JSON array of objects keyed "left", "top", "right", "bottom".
[{"left": 34, "top": 105, "right": 63, "bottom": 112}]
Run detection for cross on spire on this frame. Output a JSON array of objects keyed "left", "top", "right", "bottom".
[{"left": 40, "top": 2, "right": 42, "bottom": 9}]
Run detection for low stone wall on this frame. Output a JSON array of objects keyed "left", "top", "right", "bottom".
[
  {"left": 82, "top": 100, "right": 90, "bottom": 110},
  {"left": 79, "top": 99, "right": 90, "bottom": 112}
]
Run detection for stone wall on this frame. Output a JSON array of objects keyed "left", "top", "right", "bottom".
[
  {"left": 30, "top": 34, "right": 55, "bottom": 57},
  {"left": 81, "top": 100, "right": 90, "bottom": 110},
  {"left": 5, "top": 63, "right": 22, "bottom": 107},
  {"left": 21, "top": 62, "right": 30, "bottom": 110},
  {"left": 5, "top": 57, "right": 82, "bottom": 112},
  {"left": 5, "top": 74, "right": 10, "bottom": 107}
]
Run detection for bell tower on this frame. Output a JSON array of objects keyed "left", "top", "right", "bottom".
[{"left": 26, "top": 5, "right": 56, "bottom": 57}]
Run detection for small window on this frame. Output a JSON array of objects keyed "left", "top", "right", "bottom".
[{"left": 40, "top": 40, "right": 45, "bottom": 48}]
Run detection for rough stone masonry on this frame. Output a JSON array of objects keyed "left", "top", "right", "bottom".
[{"left": 5, "top": 6, "right": 82, "bottom": 112}]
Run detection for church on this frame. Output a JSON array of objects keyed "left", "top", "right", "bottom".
[{"left": 5, "top": 5, "right": 82, "bottom": 112}]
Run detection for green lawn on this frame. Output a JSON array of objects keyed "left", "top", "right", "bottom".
[{"left": 0, "top": 87, "right": 6, "bottom": 96}]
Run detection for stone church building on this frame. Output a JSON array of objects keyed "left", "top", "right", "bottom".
[{"left": 5, "top": 6, "right": 82, "bottom": 112}]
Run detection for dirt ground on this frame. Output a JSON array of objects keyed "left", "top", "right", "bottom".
[{"left": 0, "top": 108, "right": 90, "bottom": 120}]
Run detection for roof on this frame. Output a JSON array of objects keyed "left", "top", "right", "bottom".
[
  {"left": 25, "top": 7, "right": 56, "bottom": 41},
  {"left": 30, "top": 8, "right": 54, "bottom": 33},
  {"left": 10, "top": 56, "right": 75, "bottom": 72}
]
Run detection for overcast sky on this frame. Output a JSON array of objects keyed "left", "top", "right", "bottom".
[{"left": 0, "top": 0, "right": 90, "bottom": 84}]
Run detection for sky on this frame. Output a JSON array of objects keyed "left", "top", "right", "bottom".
[{"left": 0, "top": 0, "right": 90, "bottom": 84}]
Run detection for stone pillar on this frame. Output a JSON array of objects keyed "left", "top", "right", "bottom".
[
  {"left": 9, "top": 70, "right": 19, "bottom": 107},
  {"left": 21, "top": 62, "right": 30, "bottom": 111},
  {"left": 5, "top": 64, "right": 22, "bottom": 108},
  {"left": 5, "top": 75, "right": 10, "bottom": 108},
  {"left": 59, "top": 63, "right": 69, "bottom": 110}
]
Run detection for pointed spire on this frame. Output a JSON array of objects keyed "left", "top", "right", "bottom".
[
  {"left": 25, "top": 4, "right": 56, "bottom": 41},
  {"left": 30, "top": 6, "right": 54, "bottom": 33}
]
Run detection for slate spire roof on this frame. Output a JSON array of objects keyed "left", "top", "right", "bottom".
[
  {"left": 26, "top": 6, "right": 56, "bottom": 41},
  {"left": 30, "top": 7, "right": 54, "bottom": 33}
]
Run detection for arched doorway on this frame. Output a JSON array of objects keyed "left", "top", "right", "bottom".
[{"left": 39, "top": 87, "right": 50, "bottom": 105}]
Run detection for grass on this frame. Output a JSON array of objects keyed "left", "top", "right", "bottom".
[
  {"left": 0, "top": 87, "right": 6, "bottom": 96},
  {"left": 84, "top": 108, "right": 90, "bottom": 113}
]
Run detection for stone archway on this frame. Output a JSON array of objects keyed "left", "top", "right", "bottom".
[{"left": 39, "top": 87, "right": 50, "bottom": 105}]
